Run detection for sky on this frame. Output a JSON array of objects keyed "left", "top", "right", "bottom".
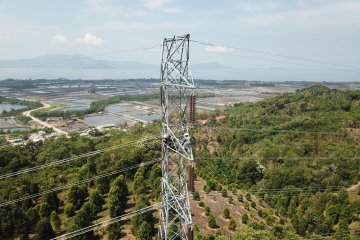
[{"left": 0, "top": 0, "right": 359, "bottom": 81}]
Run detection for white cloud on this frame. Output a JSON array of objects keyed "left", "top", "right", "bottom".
[
  {"left": 52, "top": 35, "right": 68, "bottom": 45},
  {"left": 142, "top": 0, "right": 172, "bottom": 9},
  {"left": 205, "top": 45, "right": 234, "bottom": 53},
  {"left": 75, "top": 33, "right": 104, "bottom": 46}
]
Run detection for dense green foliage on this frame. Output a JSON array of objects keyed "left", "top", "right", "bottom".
[
  {"left": 131, "top": 165, "right": 158, "bottom": 238},
  {"left": 3, "top": 85, "right": 360, "bottom": 239},
  {"left": 194, "top": 86, "right": 360, "bottom": 238},
  {"left": 0, "top": 123, "right": 160, "bottom": 239}
]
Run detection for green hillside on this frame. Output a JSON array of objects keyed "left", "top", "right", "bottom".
[
  {"left": 194, "top": 86, "right": 360, "bottom": 239},
  {"left": 1, "top": 86, "right": 360, "bottom": 239},
  {"left": 0, "top": 124, "right": 162, "bottom": 239}
]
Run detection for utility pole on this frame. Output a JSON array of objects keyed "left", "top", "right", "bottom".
[{"left": 158, "top": 34, "right": 196, "bottom": 240}]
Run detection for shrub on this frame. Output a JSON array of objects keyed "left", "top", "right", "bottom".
[
  {"left": 204, "top": 185, "right": 211, "bottom": 194},
  {"left": 199, "top": 201, "right": 205, "bottom": 207},
  {"left": 249, "top": 221, "right": 266, "bottom": 230},
  {"left": 251, "top": 201, "right": 256, "bottom": 208},
  {"left": 223, "top": 208, "right": 230, "bottom": 219},
  {"left": 266, "top": 215, "right": 276, "bottom": 226},
  {"left": 193, "top": 192, "right": 200, "bottom": 201},
  {"left": 222, "top": 190, "right": 228, "bottom": 198},
  {"left": 229, "top": 196, "right": 233, "bottom": 204},
  {"left": 206, "top": 179, "right": 217, "bottom": 191},
  {"left": 245, "top": 193, "right": 252, "bottom": 201},
  {"left": 228, "top": 219, "right": 236, "bottom": 231},
  {"left": 242, "top": 214, "right": 249, "bottom": 224},
  {"left": 237, "top": 194, "right": 244, "bottom": 202},
  {"left": 205, "top": 206, "right": 211, "bottom": 216},
  {"left": 244, "top": 202, "right": 250, "bottom": 210},
  {"left": 258, "top": 210, "right": 268, "bottom": 219},
  {"left": 208, "top": 215, "right": 217, "bottom": 228},
  {"left": 64, "top": 203, "right": 75, "bottom": 217}
]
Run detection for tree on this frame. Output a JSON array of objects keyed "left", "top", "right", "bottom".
[
  {"left": 108, "top": 223, "right": 121, "bottom": 240},
  {"left": 326, "top": 204, "right": 340, "bottom": 224},
  {"left": 50, "top": 211, "right": 61, "bottom": 233},
  {"left": 34, "top": 218, "right": 55, "bottom": 240},
  {"left": 39, "top": 203, "right": 51, "bottom": 218},
  {"left": 272, "top": 225, "right": 285, "bottom": 239},
  {"left": 67, "top": 202, "right": 95, "bottom": 240},
  {"left": 89, "top": 189, "right": 104, "bottom": 213},
  {"left": 42, "top": 192, "right": 60, "bottom": 213},
  {"left": 0, "top": 204, "right": 30, "bottom": 239},
  {"left": 137, "top": 221, "right": 152, "bottom": 240},
  {"left": 27, "top": 207, "right": 40, "bottom": 232},
  {"left": 149, "top": 164, "right": 161, "bottom": 188},
  {"left": 64, "top": 203, "right": 75, "bottom": 217},
  {"left": 208, "top": 215, "right": 217, "bottom": 228},
  {"left": 131, "top": 200, "right": 155, "bottom": 237},
  {"left": 109, "top": 176, "right": 128, "bottom": 217},
  {"left": 68, "top": 185, "right": 88, "bottom": 209},
  {"left": 133, "top": 167, "right": 146, "bottom": 196},
  {"left": 151, "top": 177, "right": 161, "bottom": 200},
  {"left": 223, "top": 208, "right": 230, "bottom": 219},
  {"left": 237, "top": 160, "right": 264, "bottom": 184},
  {"left": 96, "top": 177, "right": 110, "bottom": 194}
]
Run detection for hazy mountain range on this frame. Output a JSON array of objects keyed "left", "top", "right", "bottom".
[
  {"left": 0, "top": 54, "right": 230, "bottom": 70},
  {"left": 0, "top": 54, "right": 354, "bottom": 82}
]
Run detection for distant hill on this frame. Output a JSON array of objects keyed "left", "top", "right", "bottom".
[
  {"left": 0, "top": 54, "right": 241, "bottom": 79},
  {"left": 0, "top": 54, "right": 235, "bottom": 71},
  {"left": 192, "top": 62, "right": 233, "bottom": 70},
  {"left": 0, "top": 54, "right": 157, "bottom": 69},
  {"left": 0, "top": 54, "right": 357, "bottom": 81}
]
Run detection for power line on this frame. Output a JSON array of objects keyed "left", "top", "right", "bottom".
[
  {"left": 191, "top": 47, "right": 360, "bottom": 75},
  {"left": 52, "top": 203, "right": 160, "bottom": 240},
  {"left": 191, "top": 39, "right": 359, "bottom": 70},
  {"left": 27, "top": 44, "right": 162, "bottom": 68},
  {"left": 0, "top": 159, "right": 159, "bottom": 208},
  {"left": 198, "top": 155, "right": 360, "bottom": 162},
  {"left": 288, "top": 230, "right": 360, "bottom": 240},
  {"left": 0, "top": 136, "right": 159, "bottom": 180},
  {"left": 197, "top": 125, "right": 348, "bottom": 136}
]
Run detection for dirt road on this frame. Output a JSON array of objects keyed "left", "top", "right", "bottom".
[{"left": 22, "top": 102, "right": 68, "bottom": 135}]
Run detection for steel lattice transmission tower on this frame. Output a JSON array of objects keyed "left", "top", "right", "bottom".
[{"left": 158, "top": 34, "right": 196, "bottom": 240}]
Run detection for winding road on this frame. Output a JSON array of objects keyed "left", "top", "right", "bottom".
[{"left": 22, "top": 102, "right": 68, "bottom": 135}]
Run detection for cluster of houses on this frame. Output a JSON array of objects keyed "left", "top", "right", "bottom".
[{"left": 8, "top": 130, "right": 60, "bottom": 146}]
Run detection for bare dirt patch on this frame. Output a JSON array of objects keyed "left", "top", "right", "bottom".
[{"left": 190, "top": 177, "right": 285, "bottom": 236}]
